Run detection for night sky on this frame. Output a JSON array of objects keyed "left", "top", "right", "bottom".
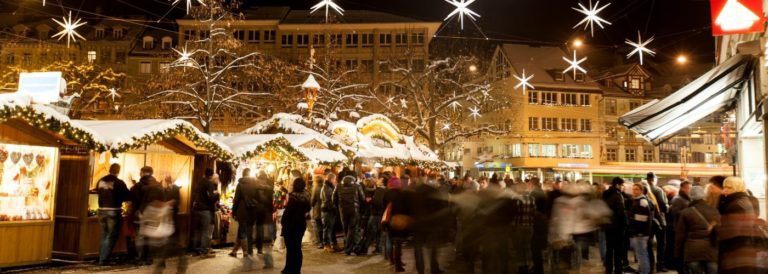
[{"left": 5, "top": 0, "right": 717, "bottom": 64}]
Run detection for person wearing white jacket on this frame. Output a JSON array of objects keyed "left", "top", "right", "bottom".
[{"left": 550, "top": 183, "right": 611, "bottom": 270}]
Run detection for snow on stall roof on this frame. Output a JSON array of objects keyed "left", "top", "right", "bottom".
[
  {"left": 215, "top": 134, "right": 282, "bottom": 159},
  {"left": 355, "top": 114, "right": 400, "bottom": 133},
  {"left": 241, "top": 113, "right": 315, "bottom": 135},
  {"left": 216, "top": 134, "right": 348, "bottom": 163},
  {"left": 298, "top": 148, "right": 348, "bottom": 163}
]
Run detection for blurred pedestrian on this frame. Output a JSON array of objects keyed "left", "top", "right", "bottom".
[
  {"left": 191, "top": 168, "right": 218, "bottom": 257},
  {"left": 129, "top": 166, "right": 155, "bottom": 265},
  {"left": 511, "top": 181, "right": 536, "bottom": 273},
  {"left": 333, "top": 174, "right": 365, "bottom": 255},
  {"left": 629, "top": 183, "right": 654, "bottom": 274},
  {"left": 281, "top": 170, "right": 311, "bottom": 274},
  {"left": 256, "top": 171, "right": 275, "bottom": 268},
  {"left": 230, "top": 169, "right": 258, "bottom": 264},
  {"left": 667, "top": 180, "right": 692, "bottom": 271},
  {"left": 646, "top": 172, "right": 669, "bottom": 272},
  {"left": 144, "top": 176, "right": 187, "bottom": 274},
  {"left": 718, "top": 176, "right": 765, "bottom": 274},
  {"left": 384, "top": 175, "right": 410, "bottom": 272},
  {"left": 95, "top": 163, "right": 130, "bottom": 266},
  {"left": 603, "top": 177, "right": 628, "bottom": 274},
  {"left": 320, "top": 173, "right": 339, "bottom": 252},
  {"left": 411, "top": 175, "right": 449, "bottom": 274},
  {"left": 310, "top": 174, "right": 325, "bottom": 249},
  {"left": 675, "top": 186, "right": 720, "bottom": 274}
]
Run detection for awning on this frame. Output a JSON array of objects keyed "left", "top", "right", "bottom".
[{"left": 620, "top": 54, "right": 755, "bottom": 144}]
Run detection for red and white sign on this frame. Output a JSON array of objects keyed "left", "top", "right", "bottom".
[{"left": 710, "top": 0, "right": 765, "bottom": 36}]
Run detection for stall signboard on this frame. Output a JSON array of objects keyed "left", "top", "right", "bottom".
[
  {"left": 710, "top": 0, "right": 765, "bottom": 36},
  {"left": 17, "top": 72, "right": 66, "bottom": 104}
]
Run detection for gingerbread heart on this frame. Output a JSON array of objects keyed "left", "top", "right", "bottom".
[
  {"left": 35, "top": 154, "right": 45, "bottom": 166},
  {"left": 10, "top": 152, "right": 21, "bottom": 164},
  {"left": 0, "top": 148, "right": 7, "bottom": 163},
  {"left": 22, "top": 153, "right": 33, "bottom": 166}
]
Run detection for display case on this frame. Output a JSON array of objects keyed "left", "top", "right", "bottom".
[{"left": 0, "top": 144, "right": 58, "bottom": 222}]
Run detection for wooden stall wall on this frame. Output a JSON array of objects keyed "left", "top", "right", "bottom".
[{"left": 52, "top": 152, "right": 97, "bottom": 260}]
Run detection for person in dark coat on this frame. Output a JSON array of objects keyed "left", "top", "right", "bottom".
[
  {"left": 191, "top": 168, "right": 219, "bottom": 257},
  {"left": 310, "top": 174, "right": 325, "bottom": 249},
  {"left": 667, "top": 180, "right": 692, "bottom": 272},
  {"left": 628, "top": 183, "right": 654, "bottom": 274},
  {"left": 255, "top": 171, "right": 275, "bottom": 267},
  {"left": 384, "top": 176, "right": 409, "bottom": 272},
  {"left": 128, "top": 166, "right": 154, "bottom": 265},
  {"left": 718, "top": 176, "right": 765, "bottom": 274},
  {"left": 410, "top": 176, "right": 450, "bottom": 274},
  {"left": 320, "top": 173, "right": 338, "bottom": 252},
  {"left": 281, "top": 170, "right": 311, "bottom": 274},
  {"left": 145, "top": 176, "right": 188, "bottom": 274},
  {"left": 95, "top": 163, "right": 130, "bottom": 265},
  {"left": 230, "top": 168, "right": 260, "bottom": 258},
  {"left": 529, "top": 177, "right": 548, "bottom": 274},
  {"left": 646, "top": 172, "right": 669, "bottom": 272},
  {"left": 602, "top": 177, "right": 628, "bottom": 274},
  {"left": 332, "top": 174, "right": 365, "bottom": 255},
  {"left": 674, "top": 186, "right": 720, "bottom": 274}
]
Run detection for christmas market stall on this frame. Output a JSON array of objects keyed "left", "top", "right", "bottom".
[
  {"left": 0, "top": 93, "right": 99, "bottom": 268},
  {"left": 51, "top": 119, "right": 232, "bottom": 260}
]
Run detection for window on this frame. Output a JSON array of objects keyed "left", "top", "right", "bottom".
[
  {"left": 161, "top": 36, "right": 172, "bottom": 49},
  {"left": 395, "top": 32, "right": 407, "bottom": 46},
  {"left": 643, "top": 149, "right": 654, "bottom": 162},
  {"left": 140, "top": 61, "right": 151, "bottom": 74},
  {"left": 411, "top": 32, "right": 424, "bottom": 45},
  {"left": 95, "top": 28, "right": 105, "bottom": 39},
  {"left": 199, "top": 30, "right": 209, "bottom": 40},
  {"left": 542, "top": 144, "right": 557, "bottom": 157},
  {"left": 579, "top": 94, "right": 590, "bottom": 106},
  {"left": 233, "top": 30, "right": 246, "bottom": 41},
  {"left": 159, "top": 62, "right": 170, "bottom": 73},
  {"left": 412, "top": 59, "right": 425, "bottom": 72},
  {"left": 312, "top": 34, "right": 325, "bottom": 46},
  {"left": 346, "top": 33, "right": 358, "bottom": 47},
  {"left": 580, "top": 119, "right": 592, "bottom": 132},
  {"left": 606, "top": 148, "right": 617, "bottom": 161},
  {"left": 561, "top": 144, "right": 579, "bottom": 158},
  {"left": 528, "top": 117, "right": 539, "bottom": 130},
  {"left": 629, "top": 77, "right": 642, "bottom": 89},
  {"left": 554, "top": 72, "right": 565, "bottom": 82},
  {"left": 511, "top": 144, "right": 522, "bottom": 157},
  {"left": 361, "top": 60, "right": 374, "bottom": 72},
  {"left": 248, "top": 30, "right": 260, "bottom": 43},
  {"left": 380, "top": 33, "right": 391, "bottom": 46},
  {"left": 100, "top": 50, "right": 110, "bottom": 64},
  {"left": 113, "top": 28, "right": 125, "bottom": 40},
  {"left": 87, "top": 50, "right": 96, "bottom": 63},
  {"left": 542, "top": 117, "right": 558, "bottom": 131},
  {"left": 561, "top": 118, "right": 577, "bottom": 131},
  {"left": 574, "top": 73, "right": 585, "bottom": 82},
  {"left": 142, "top": 36, "right": 154, "bottom": 49},
  {"left": 297, "top": 34, "right": 309, "bottom": 47},
  {"left": 329, "top": 34, "right": 342, "bottom": 47},
  {"left": 281, "top": 34, "right": 293, "bottom": 47},
  {"left": 4, "top": 54, "right": 14, "bottom": 65},
  {"left": 561, "top": 93, "right": 577, "bottom": 105},
  {"left": 581, "top": 145, "right": 592, "bottom": 158},
  {"left": 183, "top": 29, "right": 195, "bottom": 40},
  {"left": 625, "top": 148, "right": 636, "bottom": 162},
  {"left": 345, "top": 59, "right": 358, "bottom": 70},
  {"left": 528, "top": 144, "right": 539, "bottom": 157},
  {"left": 542, "top": 92, "right": 558, "bottom": 105},
  {"left": 115, "top": 51, "right": 126, "bottom": 64},
  {"left": 263, "top": 30, "right": 276, "bottom": 43},
  {"left": 606, "top": 99, "right": 617, "bottom": 115},
  {"left": 361, "top": 33, "right": 374, "bottom": 47},
  {"left": 528, "top": 91, "right": 539, "bottom": 104},
  {"left": 629, "top": 101, "right": 642, "bottom": 111},
  {"left": 22, "top": 53, "right": 32, "bottom": 66}
]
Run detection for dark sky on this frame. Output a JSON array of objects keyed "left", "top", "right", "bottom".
[{"left": 10, "top": 0, "right": 717, "bottom": 64}]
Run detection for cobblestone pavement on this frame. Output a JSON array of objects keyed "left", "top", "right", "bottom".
[{"left": 15, "top": 244, "right": 677, "bottom": 274}]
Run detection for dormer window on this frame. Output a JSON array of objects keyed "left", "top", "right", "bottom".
[
  {"left": 554, "top": 72, "right": 565, "bottom": 82},
  {"left": 629, "top": 76, "right": 643, "bottom": 89},
  {"left": 161, "top": 36, "right": 172, "bottom": 49},
  {"left": 95, "top": 28, "right": 105, "bottom": 39},
  {"left": 113, "top": 28, "right": 125, "bottom": 40},
  {"left": 574, "top": 73, "right": 585, "bottom": 82},
  {"left": 142, "top": 36, "right": 154, "bottom": 49}
]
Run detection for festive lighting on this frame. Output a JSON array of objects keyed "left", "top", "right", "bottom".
[
  {"left": 171, "top": 0, "right": 206, "bottom": 14},
  {"left": 625, "top": 31, "right": 656, "bottom": 65},
  {"left": 107, "top": 88, "right": 121, "bottom": 101},
  {"left": 468, "top": 64, "right": 478, "bottom": 73},
  {"left": 676, "top": 55, "right": 688, "bottom": 65},
  {"left": 513, "top": 69, "right": 534, "bottom": 95},
  {"left": 400, "top": 98, "right": 408, "bottom": 108},
  {"left": 573, "top": 39, "right": 584, "bottom": 48},
  {"left": 449, "top": 100, "right": 462, "bottom": 111},
  {"left": 51, "top": 11, "right": 87, "bottom": 48},
  {"left": 173, "top": 46, "right": 194, "bottom": 62},
  {"left": 469, "top": 106, "right": 481, "bottom": 120},
  {"left": 572, "top": 0, "right": 611, "bottom": 37},
  {"left": 310, "top": 0, "right": 345, "bottom": 23},
  {"left": 563, "top": 50, "right": 587, "bottom": 78},
  {"left": 444, "top": 0, "right": 481, "bottom": 30},
  {"left": 442, "top": 123, "right": 451, "bottom": 131},
  {"left": 386, "top": 96, "right": 395, "bottom": 105}
]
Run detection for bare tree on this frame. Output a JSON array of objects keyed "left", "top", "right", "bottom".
[
  {"left": 136, "top": 0, "right": 296, "bottom": 133},
  {"left": 366, "top": 55, "right": 505, "bottom": 151}
]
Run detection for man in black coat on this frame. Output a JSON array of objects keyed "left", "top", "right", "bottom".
[
  {"left": 191, "top": 168, "right": 219, "bottom": 257},
  {"left": 95, "top": 163, "right": 130, "bottom": 265},
  {"left": 410, "top": 176, "right": 450, "bottom": 274},
  {"left": 232, "top": 168, "right": 260, "bottom": 257},
  {"left": 646, "top": 172, "right": 669, "bottom": 272},
  {"left": 603, "top": 177, "right": 628, "bottom": 274},
  {"left": 128, "top": 166, "right": 154, "bottom": 265},
  {"left": 332, "top": 174, "right": 365, "bottom": 255}
]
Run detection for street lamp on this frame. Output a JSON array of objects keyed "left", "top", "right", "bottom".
[
  {"left": 572, "top": 38, "right": 584, "bottom": 48},
  {"left": 676, "top": 55, "right": 688, "bottom": 65},
  {"left": 468, "top": 64, "right": 478, "bottom": 73},
  {"left": 302, "top": 74, "right": 320, "bottom": 117}
]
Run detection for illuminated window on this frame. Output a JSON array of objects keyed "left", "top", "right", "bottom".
[
  {"left": 606, "top": 148, "right": 617, "bottom": 161},
  {"left": 528, "top": 91, "right": 539, "bottom": 104},
  {"left": 581, "top": 145, "right": 592, "bottom": 158},
  {"left": 528, "top": 144, "right": 539, "bottom": 157},
  {"left": 140, "top": 61, "right": 151, "bottom": 74},
  {"left": 561, "top": 144, "right": 579, "bottom": 158},
  {"left": 542, "top": 144, "right": 557, "bottom": 157},
  {"left": 87, "top": 51, "right": 96, "bottom": 63},
  {"left": 625, "top": 148, "right": 636, "bottom": 162},
  {"left": 528, "top": 117, "right": 539, "bottom": 130}
]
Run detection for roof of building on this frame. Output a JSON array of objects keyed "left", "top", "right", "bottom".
[
  {"left": 500, "top": 44, "right": 601, "bottom": 91},
  {"left": 281, "top": 10, "right": 426, "bottom": 24},
  {"left": 239, "top": 6, "right": 292, "bottom": 21}
]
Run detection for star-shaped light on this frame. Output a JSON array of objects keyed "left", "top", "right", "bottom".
[
  {"left": 311, "top": 0, "right": 345, "bottom": 23},
  {"left": 514, "top": 69, "right": 534, "bottom": 95},
  {"left": 52, "top": 11, "right": 87, "bottom": 48},
  {"left": 173, "top": 46, "right": 194, "bottom": 62},
  {"left": 171, "top": 0, "right": 206, "bottom": 14},
  {"left": 449, "top": 100, "right": 462, "bottom": 111},
  {"left": 444, "top": 0, "right": 481, "bottom": 30},
  {"left": 563, "top": 50, "right": 587, "bottom": 78},
  {"left": 469, "top": 106, "right": 481, "bottom": 120},
  {"left": 442, "top": 123, "right": 451, "bottom": 131},
  {"left": 386, "top": 96, "right": 395, "bottom": 105},
  {"left": 42, "top": 0, "right": 46, "bottom": 6},
  {"left": 572, "top": 0, "right": 611, "bottom": 37},
  {"left": 107, "top": 88, "right": 121, "bottom": 101},
  {"left": 625, "top": 31, "right": 656, "bottom": 65}
]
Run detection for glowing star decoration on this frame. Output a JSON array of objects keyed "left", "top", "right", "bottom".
[
  {"left": 444, "top": 0, "right": 481, "bottom": 30},
  {"left": 173, "top": 46, "right": 194, "bottom": 63},
  {"left": 386, "top": 96, "right": 395, "bottom": 105},
  {"left": 42, "top": 0, "right": 45, "bottom": 6},
  {"left": 468, "top": 106, "right": 481, "bottom": 121},
  {"left": 310, "top": 0, "right": 345, "bottom": 23},
  {"left": 51, "top": 11, "right": 87, "bottom": 48},
  {"left": 400, "top": 99, "right": 408, "bottom": 108},
  {"left": 572, "top": 0, "right": 612, "bottom": 37},
  {"left": 625, "top": 32, "right": 656, "bottom": 65},
  {"left": 442, "top": 123, "right": 451, "bottom": 131},
  {"left": 107, "top": 88, "right": 121, "bottom": 101},
  {"left": 513, "top": 69, "right": 534, "bottom": 95},
  {"left": 563, "top": 50, "right": 587, "bottom": 78},
  {"left": 449, "top": 100, "right": 462, "bottom": 111},
  {"left": 715, "top": 0, "right": 761, "bottom": 31},
  {"left": 171, "top": 0, "right": 206, "bottom": 14}
]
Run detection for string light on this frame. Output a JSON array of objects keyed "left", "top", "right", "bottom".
[
  {"left": 625, "top": 31, "right": 656, "bottom": 65},
  {"left": 572, "top": 0, "right": 611, "bottom": 37},
  {"left": 52, "top": 11, "right": 87, "bottom": 48},
  {"left": 444, "top": 0, "right": 481, "bottom": 30}
]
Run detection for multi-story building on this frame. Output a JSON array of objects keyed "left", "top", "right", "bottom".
[{"left": 446, "top": 44, "right": 603, "bottom": 181}]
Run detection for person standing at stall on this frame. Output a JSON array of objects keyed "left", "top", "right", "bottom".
[
  {"left": 320, "top": 173, "right": 339, "bottom": 252},
  {"left": 333, "top": 174, "right": 365, "bottom": 256},
  {"left": 230, "top": 169, "right": 258, "bottom": 260},
  {"left": 281, "top": 170, "right": 311, "bottom": 274},
  {"left": 129, "top": 166, "right": 155, "bottom": 265},
  {"left": 95, "top": 163, "right": 130, "bottom": 266},
  {"left": 143, "top": 176, "right": 188, "bottom": 274},
  {"left": 191, "top": 168, "right": 219, "bottom": 257},
  {"left": 256, "top": 170, "right": 275, "bottom": 268}
]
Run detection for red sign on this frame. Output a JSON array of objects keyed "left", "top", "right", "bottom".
[{"left": 710, "top": 0, "right": 765, "bottom": 36}]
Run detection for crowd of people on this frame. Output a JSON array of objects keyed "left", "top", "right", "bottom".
[{"left": 94, "top": 163, "right": 768, "bottom": 274}]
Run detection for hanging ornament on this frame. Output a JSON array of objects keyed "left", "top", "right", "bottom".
[
  {"left": 22, "top": 153, "right": 33, "bottom": 166},
  {"left": 468, "top": 106, "right": 481, "bottom": 120},
  {"left": 52, "top": 11, "right": 87, "bottom": 48},
  {"left": 11, "top": 152, "right": 21, "bottom": 165},
  {"left": 442, "top": 123, "right": 451, "bottom": 131},
  {"left": 310, "top": 0, "right": 345, "bottom": 23},
  {"left": 444, "top": 0, "right": 481, "bottom": 30},
  {"left": 625, "top": 31, "right": 656, "bottom": 65},
  {"left": 563, "top": 50, "right": 587, "bottom": 78},
  {"left": 572, "top": 0, "right": 611, "bottom": 37},
  {"left": 400, "top": 99, "right": 408, "bottom": 108},
  {"left": 107, "top": 88, "right": 121, "bottom": 102},
  {"left": 170, "top": 0, "right": 206, "bottom": 15},
  {"left": 35, "top": 154, "right": 45, "bottom": 166},
  {"left": 513, "top": 69, "right": 534, "bottom": 95}
]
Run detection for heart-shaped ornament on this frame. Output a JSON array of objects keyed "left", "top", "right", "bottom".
[
  {"left": 10, "top": 152, "right": 21, "bottom": 164},
  {"left": 22, "top": 153, "right": 33, "bottom": 166}
]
